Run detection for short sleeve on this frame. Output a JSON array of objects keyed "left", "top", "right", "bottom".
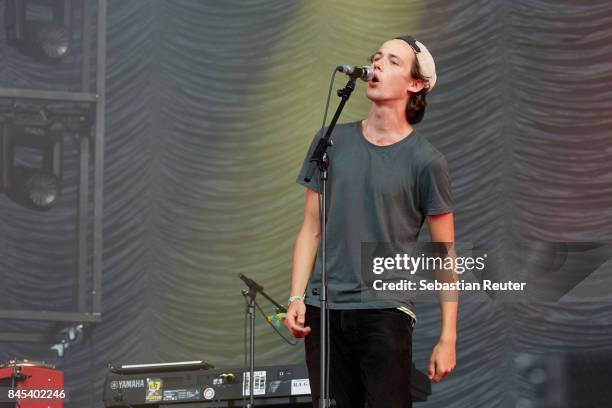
[
  {"left": 419, "top": 155, "right": 453, "bottom": 216},
  {"left": 295, "top": 129, "right": 324, "bottom": 193}
]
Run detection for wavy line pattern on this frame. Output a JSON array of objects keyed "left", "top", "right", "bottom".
[{"left": 0, "top": 1, "right": 611, "bottom": 407}]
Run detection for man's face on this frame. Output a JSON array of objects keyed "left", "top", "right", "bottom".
[{"left": 365, "top": 39, "right": 422, "bottom": 105}]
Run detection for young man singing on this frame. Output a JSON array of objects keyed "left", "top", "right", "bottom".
[{"left": 286, "top": 35, "right": 457, "bottom": 408}]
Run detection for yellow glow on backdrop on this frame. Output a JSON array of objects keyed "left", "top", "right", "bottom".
[
  {"left": 239, "top": 0, "right": 427, "bottom": 285},
  {"left": 178, "top": 1, "right": 428, "bottom": 365}
]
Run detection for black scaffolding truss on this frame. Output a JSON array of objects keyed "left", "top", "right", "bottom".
[{"left": 0, "top": 0, "right": 107, "bottom": 343}]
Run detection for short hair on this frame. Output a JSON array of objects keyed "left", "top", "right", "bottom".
[{"left": 405, "top": 55, "right": 429, "bottom": 125}]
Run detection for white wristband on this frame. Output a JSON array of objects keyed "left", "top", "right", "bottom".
[{"left": 287, "top": 295, "right": 304, "bottom": 305}]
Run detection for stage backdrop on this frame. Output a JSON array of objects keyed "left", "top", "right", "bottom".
[{"left": 1, "top": 1, "right": 612, "bottom": 407}]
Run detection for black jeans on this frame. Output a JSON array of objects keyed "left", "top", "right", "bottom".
[{"left": 304, "top": 304, "right": 414, "bottom": 408}]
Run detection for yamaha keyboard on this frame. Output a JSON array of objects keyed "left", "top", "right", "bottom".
[{"left": 103, "top": 362, "right": 431, "bottom": 407}]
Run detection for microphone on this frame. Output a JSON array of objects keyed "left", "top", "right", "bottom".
[{"left": 336, "top": 65, "right": 374, "bottom": 81}]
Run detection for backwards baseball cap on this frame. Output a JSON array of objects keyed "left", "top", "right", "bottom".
[{"left": 395, "top": 35, "right": 437, "bottom": 92}]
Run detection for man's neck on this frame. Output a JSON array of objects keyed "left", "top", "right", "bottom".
[{"left": 363, "top": 104, "right": 413, "bottom": 146}]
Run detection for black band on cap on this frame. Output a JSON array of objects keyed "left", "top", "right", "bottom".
[{"left": 395, "top": 35, "right": 421, "bottom": 54}]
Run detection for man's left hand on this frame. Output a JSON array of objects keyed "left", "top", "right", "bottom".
[{"left": 427, "top": 339, "right": 456, "bottom": 382}]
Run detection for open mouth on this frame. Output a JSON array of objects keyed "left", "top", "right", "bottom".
[{"left": 371, "top": 75, "right": 380, "bottom": 83}]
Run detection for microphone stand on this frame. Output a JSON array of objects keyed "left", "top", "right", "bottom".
[
  {"left": 239, "top": 273, "right": 287, "bottom": 408},
  {"left": 304, "top": 76, "right": 358, "bottom": 408}
]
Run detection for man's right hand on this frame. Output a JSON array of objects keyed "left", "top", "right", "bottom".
[{"left": 285, "top": 300, "right": 311, "bottom": 338}]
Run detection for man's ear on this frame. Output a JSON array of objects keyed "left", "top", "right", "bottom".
[{"left": 407, "top": 79, "right": 426, "bottom": 94}]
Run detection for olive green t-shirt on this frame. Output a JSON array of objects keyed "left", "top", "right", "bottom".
[{"left": 296, "top": 121, "right": 453, "bottom": 310}]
